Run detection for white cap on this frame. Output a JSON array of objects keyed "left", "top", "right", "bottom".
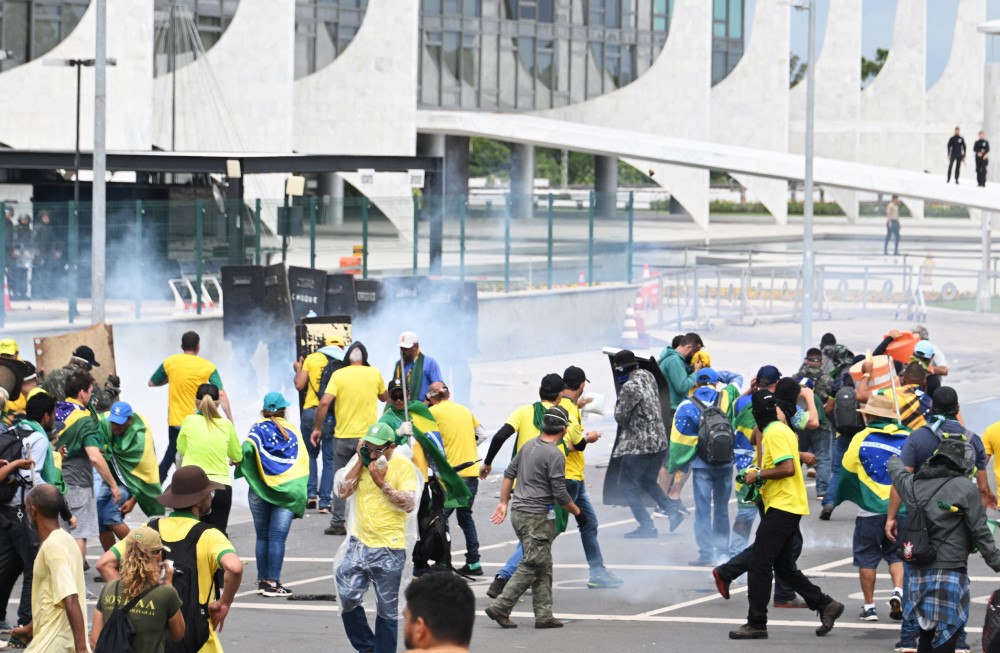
[{"left": 397, "top": 331, "right": 419, "bottom": 348}]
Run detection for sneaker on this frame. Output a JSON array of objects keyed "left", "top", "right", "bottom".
[
  {"left": 93, "top": 575, "right": 106, "bottom": 583},
  {"left": 0, "top": 619, "right": 12, "bottom": 634},
  {"left": 858, "top": 606, "right": 878, "bottom": 621},
  {"left": 712, "top": 568, "right": 731, "bottom": 600},
  {"left": 894, "top": 642, "right": 917, "bottom": 653},
  {"left": 816, "top": 599, "right": 844, "bottom": 636},
  {"left": 484, "top": 606, "right": 517, "bottom": 628},
  {"left": 587, "top": 570, "right": 624, "bottom": 589},
  {"left": 324, "top": 524, "right": 346, "bottom": 536},
  {"left": 83, "top": 560, "right": 91, "bottom": 572},
  {"left": 256, "top": 581, "right": 268, "bottom": 595},
  {"left": 774, "top": 598, "right": 808, "bottom": 608},
  {"left": 535, "top": 617, "right": 564, "bottom": 629},
  {"left": 624, "top": 526, "right": 658, "bottom": 539},
  {"left": 665, "top": 501, "right": 685, "bottom": 533},
  {"left": 888, "top": 592, "right": 903, "bottom": 621},
  {"left": 86, "top": 588, "right": 98, "bottom": 600},
  {"left": 819, "top": 505, "right": 834, "bottom": 521},
  {"left": 317, "top": 506, "right": 331, "bottom": 514},
  {"left": 729, "top": 623, "right": 768, "bottom": 639},
  {"left": 652, "top": 509, "right": 669, "bottom": 519},
  {"left": 456, "top": 563, "right": 483, "bottom": 577},
  {"left": 261, "top": 582, "right": 294, "bottom": 597},
  {"left": 306, "top": 497, "right": 318, "bottom": 510},
  {"left": 806, "top": 467, "right": 817, "bottom": 478},
  {"left": 954, "top": 647, "right": 971, "bottom": 653},
  {"left": 486, "top": 575, "right": 508, "bottom": 599}
]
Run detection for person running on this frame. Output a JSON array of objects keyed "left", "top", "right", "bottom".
[
  {"left": 236, "top": 392, "right": 308, "bottom": 597},
  {"left": 484, "top": 406, "right": 582, "bottom": 630},
  {"left": 176, "top": 383, "right": 242, "bottom": 535},
  {"left": 728, "top": 390, "right": 844, "bottom": 639},
  {"left": 90, "top": 526, "right": 185, "bottom": 652},
  {"left": 150, "top": 331, "right": 232, "bottom": 482}
]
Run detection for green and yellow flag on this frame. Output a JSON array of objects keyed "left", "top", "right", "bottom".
[
  {"left": 235, "top": 417, "right": 309, "bottom": 518},
  {"left": 835, "top": 421, "right": 910, "bottom": 514},
  {"left": 18, "top": 419, "right": 65, "bottom": 494},
  {"left": 98, "top": 412, "right": 165, "bottom": 517}
]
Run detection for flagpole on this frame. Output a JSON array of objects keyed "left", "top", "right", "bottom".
[
  {"left": 887, "top": 357, "right": 901, "bottom": 421},
  {"left": 399, "top": 351, "right": 410, "bottom": 423}
]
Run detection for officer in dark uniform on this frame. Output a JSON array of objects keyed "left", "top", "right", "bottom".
[
  {"left": 974, "top": 131, "right": 990, "bottom": 187},
  {"left": 947, "top": 126, "right": 966, "bottom": 184}
]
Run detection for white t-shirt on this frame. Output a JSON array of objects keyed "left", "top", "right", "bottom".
[
  {"left": 932, "top": 344, "right": 948, "bottom": 368},
  {"left": 3, "top": 429, "right": 48, "bottom": 508}
]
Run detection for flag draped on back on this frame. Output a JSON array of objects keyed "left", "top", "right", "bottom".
[
  {"left": 236, "top": 417, "right": 309, "bottom": 518},
  {"left": 382, "top": 401, "right": 472, "bottom": 510},
  {"left": 19, "top": 419, "right": 65, "bottom": 494},
  {"left": 99, "top": 412, "right": 164, "bottom": 517},
  {"left": 668, "top": 384, "right": 740, "bottom": 473},
  {"left": 835, "top": 420, "right": 910, "bottom": 514},
  {"left": 55, "top": 399, "right": 99, "bottom": 459}
]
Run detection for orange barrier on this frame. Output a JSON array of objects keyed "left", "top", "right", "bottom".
[
  {"left": 340, "top": 256, "right": 362, "bottom": 275},
  {"left": 884, "top": 332, "right": 920, "bottom": 365},
  {"left": 850, "top": 355, "right": 896, "bottom": 392}
]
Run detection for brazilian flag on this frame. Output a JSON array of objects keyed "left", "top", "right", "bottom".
[
  {"left": 835, "top": 420, "right": 910, "bottom": 514},
  {"left": 19, "top": 419, "right": 65, "bottom": 494},
  {"left": 98, "top": 412, "right": 165, "bottom": 518},
  {"left": 382, "top": 401, "right": 472, "bottom": 510},
  {"left": 235, "top": 417, "right": 309, "bottom": 518}
]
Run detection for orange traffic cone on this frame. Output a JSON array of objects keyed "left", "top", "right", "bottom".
[
  {"left": 577, "top": 270, "right": 586, "bottom": 287},
  {"left": 620, "top": 304, "right": 640, "bottom": 346}
]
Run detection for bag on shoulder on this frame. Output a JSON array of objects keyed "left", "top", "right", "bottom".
[
  {"left": 150, "top": 518, "right": 215, "bottom": 653},
  {"left": 898, "top": 477, "right": 953, "bottom": 566},
  {"left": 93, "top": 582, "right": 157, "bottom": 653},
  {"left": 316, "top": 355, "right": 346, "bottom": 403},
  {"left": 833, "top": 385, "right": 863, "bottom": 433},
  {"left": 983, "top": 588, "right": 1000, "bottom": 653},
  {"left": 0, "top": 423, "right": 29, "bottom": 504},
  {"left": 692, "top": 394, "right": 735, "bottom": 465}
]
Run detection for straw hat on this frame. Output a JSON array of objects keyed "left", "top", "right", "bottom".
[{"left": 858, "top": 393, "right": 899, "bottom": 420}]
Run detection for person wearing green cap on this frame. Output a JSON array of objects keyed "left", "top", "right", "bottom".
[{"left": 335, "top": 421, "right": 418, "bottom": 653}]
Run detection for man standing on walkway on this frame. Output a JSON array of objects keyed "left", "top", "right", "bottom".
[
  {"left": 884, "top": 196, "right": 901, "bottom": 256},
  {"left": 149, "top": 331, "right": 232, "bottom": 482},
  {"left": 294, "top": 335, "right": 345, "bottom": 512},
  {"left": 313, "top": 342, "right": 388, "bottom": 536},
  {"left": 947, "top": 126, "right": 966, "bottom": 184},
  {"left": 729, "top": 390, "right": 844, "bottom": 639},
  {"left": 484, "top": 406, "right": 582, "bottom": 630},
  {"left": 393, "top": 332, "right": 444, "bottom": 403},
  {"left": 974, "top": 131, "right": 990, "bottom": 187}
]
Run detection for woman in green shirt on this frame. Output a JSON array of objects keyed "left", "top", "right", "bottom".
[
  {"left": 90, "top": 526, "right": 185, "bottom": 653},
  {"left": 177, "top": 383, "right": 242, "bottom": 535}
]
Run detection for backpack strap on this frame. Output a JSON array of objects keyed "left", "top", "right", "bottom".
[
  {"left": 690, "top": 396, "right": 708, "bottom": 412},
  {"left": 117, "top": 583, "right": 158, "bottom": 614}
]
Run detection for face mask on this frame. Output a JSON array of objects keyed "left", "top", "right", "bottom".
[
  {"left": 360, "top": 445, "right": 373, "bottom": 467},
  {"left": 791, "top": 406, "right": 809, "bottom": 431}
]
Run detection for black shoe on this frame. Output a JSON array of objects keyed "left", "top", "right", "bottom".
[
  {"left": 324, "top": 524, "right": 347, "bottom": 536},
  {"left": 819, "top": 505, "right": 834, "bottom": 521},
  {"left": 485, "top": 606, "right": 517, "bottom": 628},
  {"left": 624, "top": 526, "right": 658, "bottom": 539},
  {"left": 487, "top": 575, "right": 508, "bottom": 599},
  {"left": 729, "top": 623, "right": 768, "bottom": 639},
  {"left": 455, "top": 563, "right": 483, "bottom": 577},
  {"left": 668, "top": 509, "right": 685, "bottom": 533},
  {"left": 712, "top": 567, "right": 730, "bottom": 600},
  {"left": 93, "top": 575, "right": 106, "bottom": 583},
  {"left": 83, "top": 560, "right": 90, "bottom": 571},
  {"left": 535, "top": 617, "right": 564, "bottom": 629},
  {"left": 816, "top": 599, "right": 844, "bottom": 636},
  {"left": 888, "top": 592, "right": 903, "bottom": 621},
  {"left": 306, "top": 497, "right": 318, "bottom": 510}
]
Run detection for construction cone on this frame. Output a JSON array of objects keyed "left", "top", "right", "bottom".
[
  {"left": 633, "top": 295, "right": 647, "bottom": 340},
  {"left": 577, "top": 270, "right": 586, "bottom": 287},
  {"left": 620, "top": 304, "right": 640, "bottom": 346},
  {"left": 642, "top": 264, "right": 651, "bottom": 279},
  {"left": 3, "top": 275, "right": 11, "bottom": 312}
]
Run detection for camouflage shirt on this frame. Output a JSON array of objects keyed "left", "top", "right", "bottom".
[
  {"left": 41, "top": 362, "right": 119, "bottom": 412},
  {"left": 796, "top": 363, "right": 833, "bottom": 405}
]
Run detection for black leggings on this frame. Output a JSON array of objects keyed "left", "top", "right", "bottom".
[
  {"left": 201, "top": 485, "right": 233, "bottom": 537},
  {"left": 917, "top": 627, "right": 960, "bottom": 653}
]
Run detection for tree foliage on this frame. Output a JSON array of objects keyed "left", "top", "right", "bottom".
[
  {"left": 789, "top": 53, "right": 807, "bottom": 88},
  {"left": 861, "top": 48, "right": 889, "bottom": 86}
]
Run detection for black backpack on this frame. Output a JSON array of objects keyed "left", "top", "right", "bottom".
[
  {"left": 316, "top": 354, "right": 346, "bottom": 402},
  {"left": 0, "top": 422, "right": 29, "bottom": 504},
  {"left": 833, "top": 385, "right": 863, "bottom": 434},
  {"left": 93, "top": 582, "right": 157, "bottom": 653},
  {"left": 150, "top": 518, "right": 214, "bottom": 653},
  {"left": 692, "top": 394, "right": 735, "bottom": 465},
  {"left": 898, "top": 477, "right": 953, "bottom": 566},
  {"left": 983, "top": 589, "right": 1000, "bottom": 653}
]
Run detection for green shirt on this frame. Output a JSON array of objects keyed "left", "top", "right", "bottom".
[
  {"left": 97, "top": 580, "right": 181, "bottom": 653},
  {"left": 176, "top": 413, "right": 242, "bottom": 485}
]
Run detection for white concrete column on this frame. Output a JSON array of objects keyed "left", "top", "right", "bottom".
[
  {"left": 445, "top": 135, "right": 470, "bottom": 199},
  {"left": 510, "top": 143, "right": 535, "bottom": 220},
  {"left": 594, "top": 155, "right": 618, "bottom": 217},
  {"left": 319, "top": 173, "right": 345, "bottom": 226},
  {"left": 984, "top": 64, "right": 1000, "bottom": 184}
]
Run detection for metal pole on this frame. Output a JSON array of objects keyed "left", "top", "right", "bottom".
[
  {"left": 281, "top": 194, "right": 289, "bottom": 262},
  {"left": 588, "top": 190, "right": 595, "bottom": 287},
  {"left": 504, "top": 194, "right": 511, "bottom": 293},
  {"left": 253, "top": 198, "right": 261, "bottom": 265},
  {"left": 68, "top": 200, "right": 77, "bottom": 323},
  {"left": 459, "top": 196, "right": 466, "bottom": 283},
  {"left": 362, "top": 199, "right": 369, "bottom": 279},
  {"left": 309, "top": 195, "right": 317, "bottom": 269},
  {"left": 978, "top": 210, "right": 993, "bottom": 312},
  {"left": 412, "top": 195, "right": 420, "bottom": 275},
  {"left": 135, "top": 200, "right": 143, "bottom": 320},
  {"left": 800, "top": 0, "right": 817, "bottom": 354},
  {"left": 195, "top": 200, "right": 203, "bottom": 315},
  {"left": 91, "top": 0, "right": 108, "bottom": 324},
  {"left": 0, "top": 202, "right": 5, "bottom": 328},
  {"left": 169, "top": 1, "right": 177, "bottom": 151},
  {"left": 627, "top": 191, "right": 635, "bottom": 284},
  {"left": 546, "top": 193, "right": 553, "bottom": 290}
]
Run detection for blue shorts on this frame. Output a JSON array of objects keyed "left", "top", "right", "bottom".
[
  {"left": 852, "top": 514, "right": 900, "bottom": 569},
  {"left": 97, "top": 484, "right": 132, "bottom": 531}
]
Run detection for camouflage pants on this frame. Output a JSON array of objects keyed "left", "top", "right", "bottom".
[{"left": 490, "top": 509, "right": 555, "bottom": 619}]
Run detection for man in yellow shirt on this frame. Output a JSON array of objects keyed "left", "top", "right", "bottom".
[
  {"left": 312, "top": 342, "right": 388, "bottom": 536},
  {"left": 149, "top": 331, "right": 232, "bottom": 482},
  {"left": 983, "top": 418, "right": 1000, "bottom": 499},
  {"left": 730, "top": 390, "right": 844, "bottom": 640},
  {"left": 293, "top": 335, "right": 346, "bottom": 512},
  {"left": 7, "top": 484, "right": 88, "bottom": 652},
  {"left": 335, "top": 422, "right": 417, "bottom": 653},
  {"left": 427, "top": 382, "right": 485, "bottom": 576}
]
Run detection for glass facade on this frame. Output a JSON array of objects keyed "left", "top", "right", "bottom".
[
  {"left": 294, "top": 0, "right": 368, "bottom": 79},
  {"left": 712, "top": 0, "right": 743, "bottom": 84},
  {"left": 153, "top": 0, "right": 240, "bottom": 77},
  {"left": 0, "top": 0, "right": 89, "bottom": 72}
]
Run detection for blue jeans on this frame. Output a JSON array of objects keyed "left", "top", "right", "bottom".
[
  {"left": 566, "top": 478, "right": 605, "bottom": 573},
  {"left": 247, "top": 489, "right": 295, "bottom": 582},
  {"left": 97, "top": 484, "right": 132, "bottom": 531},
  {"left": 617, "top": 451, "right": 673, "bottom": 529},
  {"left": 444, "top": 477, "right": 480, "bottom": 564},
  {"left": 499, "top": 543, "right": 523, "bottom": 581},
  {"left": 731, "top": 506, "right": 757, "bottom": 555},
  {"left": 300, "top": 407, "right": 334, "bottom": 507},
  {"left": 821, "top": 433, "right": 853, "bottom": 507},
  {"left": 799, "top": 427, "right": 832, "bottom": 496},
  {"left": 692, "top": 466, "right": 733, "bottom": 561},
  {"left": 336, "top": 538, "right": 404, "bottom": 653}
]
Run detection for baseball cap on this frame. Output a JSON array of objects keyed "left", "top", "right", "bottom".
[
  {"left": 397, "top": 331, "right": 419, "bottom": 348},
  {"left": 696, "top": 368, "right": 718, "bottom": 386},
  {"left": 540, "top": 373, "right": 565, "bottom": 396},
  {"left": 108, "top": 401, "right": 133, "bottom": 425},
  {"left": 363, "top": 422, "right": 396, "bottom": 446},
  {"left": 325, "top": 335, "right": 346, "bottom": 347},
  {"left": 0, "top": 339, "right": 17, "bottom": 356},
  {"left": 611, "top": 349, "right": 639, "bottom": 373},
  {"left": 262, "top": 392, "right": 291, "bottom": 412},
  {"left": 21, "top": 361, "right": 36, "bottom": 382},
  {"left": 563, "top": 366, "right": 589, "bottom": 388},
  {"left": 932, "top": 386, "right": 959, "bottom": 416},
  {"left": 756, "top": 365, "right": 781, "bottom": 386},
  {"left": 913, "top": 341, "right": 935, "bottom": 361},
  {"left": 387, "top": 378, "right": 405, "bottom": 395},
  {"left": 543, "top": 405, "right": 570, "bottom": 426},
  {"left": 72, "top": 345, "right": 100, "bottom": 368},
  {"left": 126, "top": 525, "right": 170, "bottom": 553}
]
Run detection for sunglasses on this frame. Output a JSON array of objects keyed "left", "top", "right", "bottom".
[
  {"left": 389, "top": 392, "right": 405, "bottom": 401},
  {"left": 805, "top": 358, "right": 822, "bottom": 363}
]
